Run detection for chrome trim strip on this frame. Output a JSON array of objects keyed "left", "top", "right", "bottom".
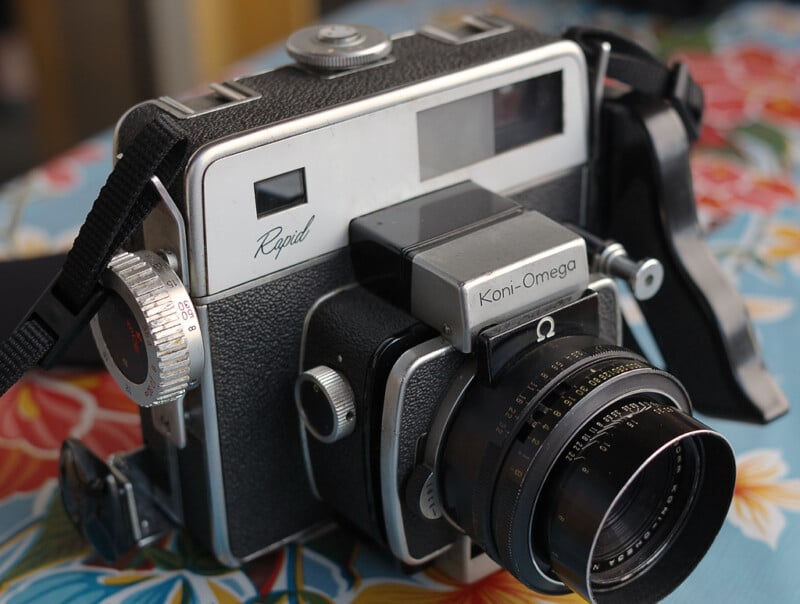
[
  {"left": 381, "top": 336, "right": 456, "bottom": 565},
  {"left": 299, "top": 418, "right": 321, "bottom": 500},
  {"left": 194, "top": 304, "right": 238, "bottom": 566},
  {"left": 147, "top": 175, "right": 191, "bottom": 287},
  {"left": 298, "top": 283, "right": 359, "bottom": 374},
  {"left": 420, "top": 15, "right": 513, "bottom": 45},
  {"left": 108, "top": 458, "right": 142, "bottom": 543},
  {"left": 192, "top": 248, "right": 347, "bottom": 306},
  {"left": 237, "top": 522, "right": 334, "bottom": 564},
  {"left": 155, "top": 81, "right": 262, "bottom": 119},
  {"left": 587, "top": 275, "right": 623, "bottom": 346}
]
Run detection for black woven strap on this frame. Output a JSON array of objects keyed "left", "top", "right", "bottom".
[
  {"left": 565, "top": 26, "right": 704, "bottom": 141},
  {"left": 0, "top": 116, "right": 187, "bottom": 395},
  {"left": 0, "top": 322, "right": 54, "bottom": 391}
]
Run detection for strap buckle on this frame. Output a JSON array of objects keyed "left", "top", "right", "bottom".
[
  {"left": 668, "top": 62, "right": 704, "bottom": 143},
  {"left": 24, "top": 273, "right": 107, "bottom": 369}
]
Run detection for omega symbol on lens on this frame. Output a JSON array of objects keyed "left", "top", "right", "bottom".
[{"left": 536, "top": 315, "right": 556, "bottom": 343}]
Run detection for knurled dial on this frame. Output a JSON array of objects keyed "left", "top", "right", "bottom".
[
  {"left": 286, "top": 24, "right": 392, "bottom": 71},
  {"left": 90, "top": 250, "right": 204, "bottom": 407},
  {"left": 295, "top": 366, "right": 356, "bottom": 443}
]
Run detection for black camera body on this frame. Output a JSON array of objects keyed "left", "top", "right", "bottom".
[{"left": 58, "top": 15, "right": 788, "bottom": 603}]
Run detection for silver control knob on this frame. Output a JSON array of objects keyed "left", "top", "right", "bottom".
[
  {"left": 295, "top": 366, "right": 356, "bottom": 443},
  {"left": 593, "top": 242, "right": 664, "bottom": 301},
  {"left": 286, "top": 24, "right": 392, "bottom": 71},
  {"left": 90, "top": 250, "right": 204, "bottom": 407}
]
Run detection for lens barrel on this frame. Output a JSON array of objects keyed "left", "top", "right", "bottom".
[
  {"left": 439, "top": 335, "right": 735, "bottom": 603},
  {"left": 539, "top": 399, "right": 734, "bottom": 602}
]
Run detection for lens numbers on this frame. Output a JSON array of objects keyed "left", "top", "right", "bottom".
[{"left": 178, "top": 300, "right": 195, "bottom": 322}]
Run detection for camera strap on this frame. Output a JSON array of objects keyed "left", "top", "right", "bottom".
[
  {"left": 0, "top": 116, "right": 187, "bottom": 395},
  {"left": 565, "top": 27, "right": 704, "bottom": 141}
]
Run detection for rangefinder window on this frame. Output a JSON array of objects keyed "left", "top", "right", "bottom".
[
  {"left": 417, "top": 71, "right": 563, "bottom": 180},
  {"left": 255, "top": 168, "right": 307, "bottom": 218},
  {"left": 494, "top": 71, "right": 562, "bottom": 153}
]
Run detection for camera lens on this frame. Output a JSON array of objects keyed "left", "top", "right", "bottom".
[
  {"left": 588, "top": 437, "right": 694, "bottom": 586},
  {"left": 439, "top": 335, "right": 735, "bottom": 603}
]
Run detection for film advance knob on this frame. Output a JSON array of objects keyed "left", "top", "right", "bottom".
[
  {"left": 295, "top": 366, "right": 356, "bottom": 443},
  {"left": 90, "top": 250, "right": 204, "bottom": 407},
  {"left": 286, "top": 24, "right": 392, "bottom": 71}
]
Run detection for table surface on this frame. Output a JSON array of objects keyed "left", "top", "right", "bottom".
[{"left": 2, "top": 1, "right": 800, "bottom": 602}]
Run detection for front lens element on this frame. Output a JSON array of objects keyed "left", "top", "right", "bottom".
[{"left": 590, "top": 439, "right": 695, "bottom": 586}]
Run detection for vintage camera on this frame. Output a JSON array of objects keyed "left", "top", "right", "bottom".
[{"left": 57, "top": 16, "right": 788, "bottom": 603}]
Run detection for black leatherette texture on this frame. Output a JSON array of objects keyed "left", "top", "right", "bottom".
[
  {"left": 205, "top": 251, "right": 355, "bottom": 558},
  {"left": 303, "top": 287, "right": 418, "bottom": 545}
]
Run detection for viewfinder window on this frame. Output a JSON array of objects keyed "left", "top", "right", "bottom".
[
  {"left": 494, "top": 71, "right": 563, "bottom": 153},
  {"left": 254, "top": 168, "right": 307, "bottom": 218},
  {"left": 417, "top": 71, "right": 563, "bottom": 180}
]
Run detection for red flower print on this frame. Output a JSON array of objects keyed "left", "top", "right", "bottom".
[
  {"left": 763, "top": 96, "right": 800, "bottom": 123},
  {"left": 702, "top": 80, "right": 750, "bottom": 128},
  {"left": 0, "top": 370, "right": 140, "bottom": 499},
  {"left": 675, "top": 44, "right": 800, "bottom": 149},
  {"left": 691, "top": 154, "right": 797, "bottom": 221}
]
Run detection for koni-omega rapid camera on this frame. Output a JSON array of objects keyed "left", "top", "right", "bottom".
[{"left": 7, "top": 14, "right": 786, "bottom": 604}]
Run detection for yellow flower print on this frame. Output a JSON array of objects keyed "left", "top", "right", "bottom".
[
  {"left": 763, "top": 223, "right": 800, "bottom": 258},
  {"left": 744, "top": 295, "right": 794, "bottom": 322},
  {"left": 761, "top": 223, "right": 800, "bottom": 275},
  {"left": 728, "top": 449, "right": 800, "bottom": 548},
  {"left": 353, "top": 568, "right": 584, "bottom": 604}
]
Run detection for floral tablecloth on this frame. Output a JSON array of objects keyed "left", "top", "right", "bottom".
[{"left": 2, "top": 1, "right": 800, "bottom": 602}]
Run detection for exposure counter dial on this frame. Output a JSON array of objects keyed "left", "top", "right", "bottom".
[
  {"left": 90, "top": 250, "right": 204, "bottom": 407},
  {"left": 286, "top": 23, "right": 392, "bottom": 71}
]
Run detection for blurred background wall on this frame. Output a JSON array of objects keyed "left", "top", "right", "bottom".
[{"left": 0, "top": 0, "right": 352, "bottom": 184}]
